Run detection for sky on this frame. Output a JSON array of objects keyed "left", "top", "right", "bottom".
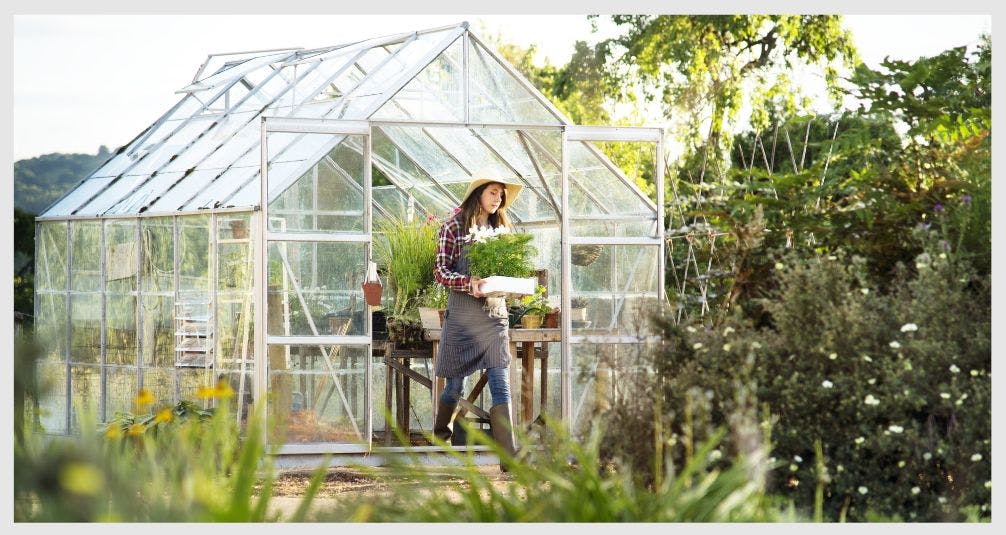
[{"left": 11, "top": 14, "right": 991, "bottom": 161}]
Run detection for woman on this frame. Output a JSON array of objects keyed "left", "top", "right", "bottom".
[{"left": 432, "top": 172, "right": 522, "bottom": 470}]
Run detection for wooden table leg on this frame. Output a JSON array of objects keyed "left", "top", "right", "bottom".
[
  {"left": 540, "top": 351, "right": 548, "bottom": 420},
  {"left": 402, "top": 356, "right": 411, "bottom": 438},
  {"left": 508, "top": 341, "right": 519, "bottom": 410},
  {"left": 521, "top": 341, "right": 534, "bottom": 424},
  {"left": 384, "top": 345, "right": 393, "bottom": 445},
  {"left": 431, "top": 341, "right": 441, "bottom": 418}
]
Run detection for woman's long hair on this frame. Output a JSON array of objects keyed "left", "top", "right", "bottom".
[{"left": 457, "top": 182, "right": 513, "bottom": 234}]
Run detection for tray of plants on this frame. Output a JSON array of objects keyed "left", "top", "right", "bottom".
[{"left": 465, "top": 225, "right": 538, "bottom": 297}]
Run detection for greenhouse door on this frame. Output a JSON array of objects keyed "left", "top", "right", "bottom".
[
  {"left": 258, "top": 118, "right": 374, "bottom": 453},
  {"left": 560, "top": 125, "right": 665, "bottom": 433}
]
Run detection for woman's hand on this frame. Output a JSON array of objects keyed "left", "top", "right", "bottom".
[{"left": 470, "top": 277, "right": 485, "bottom": 298}]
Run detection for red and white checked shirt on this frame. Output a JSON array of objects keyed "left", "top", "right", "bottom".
[{"left": 434, "top": 211, "right": 471, "bottom": 293}]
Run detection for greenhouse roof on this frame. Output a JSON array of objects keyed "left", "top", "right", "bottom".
[{"left": 40, "top": 22, "right": 656, "bottom": 225}]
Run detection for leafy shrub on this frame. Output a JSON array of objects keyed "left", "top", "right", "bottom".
[
  {"left": 465, "top": 227, "right": 536, "bottom": 279},
  {"left": 602, "top": 233, "right": 990, "bottom": 521},
  {"left": 374, "top": 217, "right": 439, "bottom": 319}
]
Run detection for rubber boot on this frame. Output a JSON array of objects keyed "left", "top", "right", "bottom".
[
  {"left": 489, "top": 403, "right": 517, "bottom": 472},
  {"left": 433, "top": 399, "right": 457, "bottom": 442}
]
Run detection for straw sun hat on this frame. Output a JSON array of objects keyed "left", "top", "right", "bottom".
[{"left": 460, "top": 170, "right": 523, "bottom": 210}]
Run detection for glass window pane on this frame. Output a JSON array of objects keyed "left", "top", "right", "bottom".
[
  {"left": 144, "top": 169, "right": 223, "bottom": 214},
  {"left": 69, "top": 293, "right": 101, "bottom": 365},
  {"left": 44, "top": 177, "right": 113, "bottom": 217},
  {"left": 38, "top": 222, "right": 67, "bottom": 291},
  {"left": 104, "top": 367, "right": 138, "bottom": 421},
  {"left": 178, "top": 216, "right": 210, "bottom": 292},
  {"left": 69, "top": 365, "right": 100, "bottom": 432},
  {"left": 140, "top": 367, "right": 175, "bottom": 406},
  {"left": 36, "top": 293, "right": 67, "bottom": 363},
  {"left": 570, "top": 245, "right": 660, "bottom": 334},
  {"left": 269, "top": 345, "right": 369, "bottom": 445},
  {"left": 141, "top": 217, "right": 175, "bottom": 293},
  {"left": 70, "top": 221, "right": 102, "bottom": 292},
  {"left": 267, "top": 241, "right": 367, "bottom": 337},
  {"left": 372, "top": 37, "right": 464, "bottom": 122},
  {"left": 161, "top": 111, "right": 259, "bottom": 173},
  {"left": 105, "top": 220, "right": 138, "bottom": 293},
  {"left": 468, "top": 39, "right": 559, "bottom": 124},
  {"left": 141, "top": 294, "right": 174, "bottom": 368},
  {"left": 570, "top": 342, "right": 654, "bottom": 433},
  {"left": 105, "top": 293, "right": 137, "bottom": 366},
  {"left": 34, "top": 361, "right": 68, "bottom": 434}
]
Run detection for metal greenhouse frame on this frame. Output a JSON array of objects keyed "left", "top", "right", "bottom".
[{"left": 33, "top": 22, "right": 667, "bottom": 461}]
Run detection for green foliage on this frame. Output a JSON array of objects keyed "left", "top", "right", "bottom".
[
  {"left": 466, "top": 231, "right": 536, "bottom": 280},
  {"left": 609, "top": 237, "right": 990, "bottom": 522},
  {"left": 14, "top": 146, "right": 111, "bottom": 214},
  {"left": 314, "top": 418, "right": 794, "bottom": 522},
  {"left": 374, "top": 217, "right": 439, "bottom": 319},
  {"left": 416, "top": 282, "right": 448, "bottom": 309},
  {"left": 517, "top": 284, "right": 551, "bottom": 316},
  {"left": 13, "top": 338, "right": 327, "bottom": 521}
]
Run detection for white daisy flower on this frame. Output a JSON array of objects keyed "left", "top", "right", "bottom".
[
  {"left": 900, "top": 323, "right": 918, "bottom": 332},
  {"left": 940, "top": 393, "right": 951, "bottom": 399},
  {"left": 855, "top": 437, "right": 866, "bottom": 445},
  {"left": 864, "top": 394, "right": 880, "bottom": 406},
  {"left": 828, "top": 352, "right": 838, "bottom": 360},
  {"left": 949, "top": 364, "right": 960, "bottom": 374},
  {"left": 692, "top": 342, "right": 703, "bottom": 350},
  {"left": 911, "top": 487, "right": 921, "bottom": 495},
  {"left": 888, "top": 425, "right": 904, "bottom": 433},
  {"left": 858, "top": 486, "right": 868, "bottom": 495},
  {"left": 971, "top": 453, "right": 983, "bottom": 462},
  {"left": 889, "top": 341, "right": 902, "bottom": 349},
  {"left": 821, "top": 380, "right": 833, "bottom": 389}
]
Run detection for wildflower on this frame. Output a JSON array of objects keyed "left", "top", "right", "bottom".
[
  {"left": 918, "top": 222, "right": 931, "bottom": 230},
  {"left": 860, "top": 288, "right": 870, "bottom": 295},
  {"left": 855, "top": 437, "right": 866, "bottom": 445},
  {"left": 934, "top": 203, "right": 943, "bottom": 213},
  {"left": 939, "top": 252, "right": 947, "bottom": 259},
  {"left": 214, "top": 379, "right": 235, "bottom": 399},
  {"left": 723, "top": 326, "right": 735, "bottom": 336},
  {"left": 900, "top": 323, "right": 918, "bottom": 332},
  {"left": 858, "top": 486, "right": 868, "bottom": 495},
  {"left": 923, "top": 452, "right": 932, "bottom": 460},
  {"left": 889, "top": 341, "right": 901, "bottom": 349},
  {"left": 821, "top": 380, "right": 833, "bottom": 389},
  {"left": 135, "top": 389, "right": 155, "bottom": 410},
  {"left": 60, "top": 463, "right": 104, "bottom": 496},
  {"left": 722, "top": 343, "right": 732, "bottom": 351},
  {"left": 949, "top": 364, "right": 960, "bottom": 374},
  {"left": 985, "top": 481, "right": 992, "bottom": 489},
  {"left": 836, "top": 465, "right": 844, "bottom": 472},
  {"left": 898, "top": 460, "right": 906, "bottom": 468},
  {"left": 971, "top": 453, "right": 983, "bottom": 462},
  {"left": 709, "top": 450, "right": 722, "bottom": 461},
  {"left": 155, "top": 407, "right": 174, "bottom": 424},
  {"left": 938, "top": 497, "right": 947, "bottom": 504},
  {"left": 962, "top": 194, "right": 972, "bottom": 204},
  {"left": 686, "top": 326, "right": 697, "bottom": 333},
  {"left": 751, "top": 341, "right": 762, "bottom": 349},
  {"left": 789, "top": 464, "right": 799, "bottom": 472},
  {"left": 864, "top": 394, "right": 880, "bottom": 406},
  {"left": 862, "top": 354, "right": 873, "bottom": 362},
  {"left": 828, "top": 352, "right": 838, "bottom": 360},
  {"left": 970, "top": 369, "right": 980, "bottom": 376},
  {"left": 196, "top": 385, "right": 216, "bottom": 400},
  {"left": 888, "top": 425, "right": 904, "bottom": 433},
  {"left": 774, "top": 262, "right": 785, "bottom": 270},
  {"left": 105, "top": 425, "right": 122, "bottom": 439},
  {"left": 794, "top": 455, "right": 803, "bottom": 463},
  {"left": 127, "top": 423, "right": 145, "bottom": 436},
  {"left": 692, "top": 343, "right": 703, "bottom": 350},
  {"left": 940, "top": 393, "right": 951, "bottom": 399},
  {"left": 911, "top": 486, "right": 921, "bottom": 495},
  {"left": 867, "top": 378, "right": 876, "bottom": 385}
]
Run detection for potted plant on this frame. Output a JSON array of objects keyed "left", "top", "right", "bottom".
[
  {"left": 417, "top": 283, "right": 448, "bottom": 330},
  {"left": 518, "top": 285, "right": 551, "bottom": 329},
  {"left": 569, "top": 296, "right": 589, "bottom": 322},
  {"left": 373, "top": 217, "right": 438, "bottom": 345},
  {"left": 465, "top": 226, "right": 537, "bottom": 296}
]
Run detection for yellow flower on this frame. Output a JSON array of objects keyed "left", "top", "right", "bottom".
[
  {"left": 127, "top": 423, "right": 145, "bottom": 436},
  {"left": 105, "top": 425, "right": 122, "bottom": 439},
  {"left": 196, "top": 385, "right": 216, "bottom": 400},
  {"left": 60, "top": 462, "right": 104, "bottom": 496},
  {"left": 135, "top": 388, "right": 155, "bottom": 410},
  {"left": 155, "top": 407, "right": 174, "bottom": 424},
  {"left": 214, "top": 380, "right": 235, "bottom": 399}
]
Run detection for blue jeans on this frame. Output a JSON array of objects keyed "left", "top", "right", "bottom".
[{"left": 440, "top": 367, "right": 510, "bottom": 407}]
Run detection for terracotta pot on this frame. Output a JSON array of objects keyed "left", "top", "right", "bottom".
[
  {"left": 544, "top": 310, "right": 560, "bottom": 328},
  {"left": 361, "top": 282, "right": 383, "bottom": 306},
  {"left": 229, "top": 219, "right": 248, "bottom": 240}
]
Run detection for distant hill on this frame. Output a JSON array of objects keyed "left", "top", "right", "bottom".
[{"left": 14, "top": 146, "right": 112, "bottom": 215}]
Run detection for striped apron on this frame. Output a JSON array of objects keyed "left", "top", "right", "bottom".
[{"left": 434, "top": 244, "right": 511, "bottom": 378}]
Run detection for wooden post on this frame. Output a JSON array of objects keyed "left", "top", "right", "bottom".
[{"left": 521, "top": 341, "right": 534, "bottom": 424}]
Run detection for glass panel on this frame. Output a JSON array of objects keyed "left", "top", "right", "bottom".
[
  {"left": 69, "top": 293, "right": 101, "bottom": 365},
  {"left": 269, "top": 345, "right": 368, "bottom": 445},
  {"left": 105, "top": 293, "right": 137, "bottom": 366},
  {"left": 177, "top": 367, "right": 215, "bottom": 405},
  {"left": 141, "top": 217, "right": 174, "bottom": 293},
  {"left": 268, "top": 135, "right": 365, "bottom": 234},
  {"left": 569, "top": 143, "right": 652, "bottom": 215},
  {"left": 141, "top": 294, "right": 174, "bottom": 368},
  {"left": 70, "top": 221, "right": 101, "bottom": 292},
  {"left": 196, "top": 120, "right": 260, "bottom": 171},
  {"left": 161, "top": 111, "right": 259, "bottom": 173},
  {"left": 183, "top": 166, "right": 257, "bottom": 211},
  {"left": 216, "top": 213, "right": 256, "bottom": 379},
  {"left": 570, "top": 245, "right": 660, "bottom": 334},
  {"left": 124, "top": 117, "right": 218, "bottom": 179},
  {"left": 104, "top": 367, "right": 138, "bottom": 421},
  {"left": 38, "top": 222, "right": 67, "bottom": 291},
  {"left": 144, "top": 169, "right": 223, "bottom": 213},
  {"left": 372, "top": 37, "right": 464, "bottom": 122},
  {"left": 217, "top": 293, "right": 255, "bottom": 374},
  {"left": 36, "top": 293, "right": 67, "bottom": 363},
  {"left": 105, "top": 220, "right": 138, "bottom": 293},
  {"left": 468, "top": 39, "right": 559, "bottom": 124},
  {"left": 140, "top": 367, "right": 175, "bottom": 407},
  {"left": 45, "top": 176, "right": 112, "bottom": 216},
  {"left": 69, "top": 365, "right": 100, "bottom": 433},
  {"left": 178, "top": 216, "right": 210, "bottom": 292},
  {"left": 34, "top": 361, "right": 68, "bottom": 434},
  {"left": 570, "top": 342, "right": 653, "bottom": 433},
  {"left": 571, "top": 219, "right": 658, "bottom": 239},
  {"left": 267, "top": 241, "right": 367, "bottom": 337},
  {"left": 107, "top": 171, "right": 187, "bottom": 215}
]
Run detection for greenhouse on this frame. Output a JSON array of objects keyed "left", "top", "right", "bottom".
[{"left": 32, "top": 22, "right": 667, "bottom": 459}]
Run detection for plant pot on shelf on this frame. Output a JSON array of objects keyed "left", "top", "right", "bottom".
[
  {"left": 418, "top": 307, "right": 441, "bottom": 330},
  {"left": 229, "top": 219, "right": 248, "bottom": 240},
  {"left": 569, "top": 307, "right": 588, "bottom": 322},
  {"left": 544, "top": 309, "right": 560, "bottom": 328},
  {"left": 362, "top": 282, "right": 383, "bottom": 306},
  {"left": 521, "top": 314, "right": 543, "bottom": 329}
]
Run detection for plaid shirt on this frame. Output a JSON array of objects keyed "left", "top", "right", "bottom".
[{"left": 434, "top": 213, "right": 471, "bottom": 293}]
